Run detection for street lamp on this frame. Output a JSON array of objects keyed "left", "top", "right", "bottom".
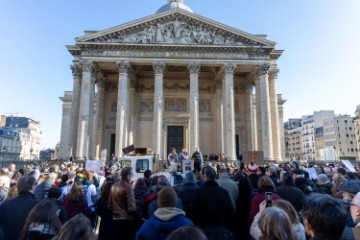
[{"left": 333, "top": 146, "right": 337, "bottom": 163}]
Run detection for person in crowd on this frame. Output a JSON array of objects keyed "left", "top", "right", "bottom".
[
  {"left": 82, "top": 170, "right": 98, "bottom": 228},
  {"left": 166, "top": 225, "right": 208, "bottom": 240},
  {"left": 178, "top": 172, "right": 198, "bottom": 217},
  {"left": 249, "top": 175, "right": 281, "bottom": 225},
  {"left": 303, "top": 171, "right": 318, "bottom": 192},
  {"left": 19, "top": 199, "right": 62, "bottom": 240},
  {"left": 0, "top": 175, "right": 10, "bottom": 203},
  {"left": 272, "top": 200, "right": 306, "bottom": 240},
  {"left": 195, "top": 172, "right": 204, "bottom": 187},
  {"left": 0, "top": 175, "right": 38, "bottom": 240},
  {"left": 191, "top": 147, "right": 204, "bottom": 173},
  {"left": 266, "top": 166, "right": 280, "bottom": 187},
  {"left": 97, "top": 177, "right": 115, "bottom": 240},
  {"left": 147, "top": 175, "right": 183, "bottom": 218},
  {"left": 295, "top": 177, "right": 314, "bottom": 195},
  {"left": 134, "top": 178, "right": 150, "bottom": 229},
  {"left": 257, "top": 207, "right": 298, "bottom": 240},
  {"left": 301, "top": 193, "right": 348, "bottom": 240},
  {"left": 168, "top": 148, "right": 179, "bottom": 172},
  {"left": 34, "top": 172, "right": 56, "bottom": 200},
  {"left": 178, "top": 148, "right": 189, "bottom": 173},
  {"left": 52, "top": 214, "right": 93, "bottom": 240},
  {"left": 216, "top": 167, "right": 239, "bottom": 211},
  {"left": 191, "top": 166, "right": 234, "bottom": 240},
  {"left": 349, "top": 192, "right": 360, "bottom": 238},
  {"left": 109, "top": 167, "right": 136, "bottom": 240},
  {"left": 339, "top": 180, "right": 360, "bottom": 202},
  {"left": 275, "top": 172, "right": 305, "bottom": 212},
  {"left": 136, "top": 187, "right": 193, "bottom": 240},
  {"left": 143, "top": 170, "right": 152, "bottom": 189},
  {"left": 316, "top": 174, "right": 332, "bottom": 195},
  {"left": 8, "top": 163, "right": 16, "bottom": 178},
  {"left": 62, "top": 182, "right": 92, "bottom": 220},
  {"left": 47, "top": 187, "right": 67, "bottom": 224},
  {"left": 332, "top": 168, "right": 348, "bottom": 198}
]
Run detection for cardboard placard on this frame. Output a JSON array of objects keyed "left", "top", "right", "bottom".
[
  {"left": 85, "top": 160, "right": 102, "bottom": 173},
  {"left": 341, "top": 160, "right": 356, "bottom": 173},
  {"left": 304, "top": 168, "right": 318, "bottom": 180}
]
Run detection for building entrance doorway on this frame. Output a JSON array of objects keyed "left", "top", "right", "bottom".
[{"left": 167, "top": 126, "right": 184, "bottom": 156}]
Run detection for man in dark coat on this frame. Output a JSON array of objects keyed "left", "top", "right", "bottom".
[
  {"left": 190, "top": 166, "right": 234, "bottom": 240},
  {"left": 275, "top": 172, "right": 305, "bottom": 212},
  {"left": 0, "top": 175, "right": 38, "bottom": 240}
]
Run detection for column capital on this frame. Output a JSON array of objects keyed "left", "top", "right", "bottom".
[
  {"left": 81, "top": 60, "right": 96, "bottom": 73},
  {"left": 188, "top": 62, "right": 201, "bottom": 75},
  {"left": 269, "top": 68, "right": 280, "bottom": 80},
  {"left": 153, "top": 62, "right": 165, "bottom": 74},
  {"left": 70, "top": 64, "right": 82, "bottom": 78},
  {"left": 117, "top": 61, "right": 131, "bottom": 74},
  {"left": 224, "top": 63, "right": 237, "bottom": 75},
  {"left": 256, "top": 63, "right": 271, "bottom": 76}
]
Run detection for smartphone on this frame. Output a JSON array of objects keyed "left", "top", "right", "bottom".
[{"left": 265, "top": 192, "right": 272, "bottom": 207}]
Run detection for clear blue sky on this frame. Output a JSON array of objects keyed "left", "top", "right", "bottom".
[{"left": 0, "top": 0, "right": 359, "bottom": 149}]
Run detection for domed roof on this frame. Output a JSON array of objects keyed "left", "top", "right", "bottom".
[{"left": 156, "top": 0, "right": 194, "bottom": 14}]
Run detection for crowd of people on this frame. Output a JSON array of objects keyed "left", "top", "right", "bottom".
[{"left": 0, "top": 160, "right": 359, "bottom": 240}]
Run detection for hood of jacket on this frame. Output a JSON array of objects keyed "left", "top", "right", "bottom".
[{"left": 150, "top": 208, "right": 188, "bottom": 232}]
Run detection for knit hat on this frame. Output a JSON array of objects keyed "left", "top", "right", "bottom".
[
  {"left": 317, "top": 174, "right": 330, "bottom": 185},
  {"left": 158, "top": 186, "right": 177, "bottom": 208},
  {"left": 247, "top": 162, "right": 258, "bottom": 173},
  {"left": 184, "top": 172, "right": 196, "bottom": 184}
]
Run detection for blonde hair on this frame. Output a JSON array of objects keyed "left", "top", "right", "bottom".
[
  {"left": 258, "top": 207, "right": 297, "bottom": 240},
  {"left": 257, "top": 175, "right": 275, "bottom": 189},
  {"left": 273, "top": 199, "right": 300, "bottom": 224}
]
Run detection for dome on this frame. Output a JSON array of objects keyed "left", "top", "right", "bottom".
[{"left": 156, "top": 0, "right": 194, "bottom": 14}]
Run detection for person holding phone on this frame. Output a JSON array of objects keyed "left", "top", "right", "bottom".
[{"left": 249, "top": 176, "right": 281, "bottom": 225}]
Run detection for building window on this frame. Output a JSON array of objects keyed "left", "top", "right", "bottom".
[
  {"left": 350, "top": 127, "right": 352, "bottom": 130},
  {"left": 351, "top": 148, "right": 354, "bottom": 152},
  {"left": 350, "top": 141, "right": 353, "bottom": 144},
  {"left": 345, "top": 120, "right": 348, "bottom": 123},
  {"left": 346, "top": 134, "right": 349, "bottom": 137},
  {"left": 339, "top": 141, "right": 341, "bottom": 144}
]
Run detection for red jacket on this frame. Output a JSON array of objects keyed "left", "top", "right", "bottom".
[
  {"left": 63, "top": 196, "right": 92, "bottom": 219},
  {"left": 249, "top": 191, "right": 281, "bottom": 225}
]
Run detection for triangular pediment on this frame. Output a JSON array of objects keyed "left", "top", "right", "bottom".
[{"left": 76, "top": 9, "right": 275, "bottom": 48}]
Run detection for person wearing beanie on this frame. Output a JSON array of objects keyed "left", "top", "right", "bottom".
[
  {"left": 136, "top": 187, "right": 193, "bottom": 240},
  {"left": 316, "top": 174, "right": 332, "bottom": 195},
  {"left": 178, "top": 172, "right": 198, "bottom": 217}
]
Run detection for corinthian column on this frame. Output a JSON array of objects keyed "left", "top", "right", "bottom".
[
  {"left": 257, "top": 63, "right": 274, "bottom": 160},
  {"left": 224, "top": 63, "right": 237, "bottom": 160},
  {"left": 69, "top": 63, "right": 82, "bottom": 159},
  {"left": 94, "top": 74, "right": 105, "bottom": 160},
  {"left": 188, "top": 62, "right": 200, "bottom": 155},
  {"left": 76, "top": 61, "right": 96, "bottom": 160},
  {"left": 269, "top": 68, "right": 281, "bottom": 161},
  {"left": 115, "top": 61, "right": 130, "bottom": 157},
  {"left": 245, "top": 75, "right": 255, "bottom": 151},
  {"left": 215, "top": 75, "right": 225, "bottom": 154},
  {"left": 153, "top": 62, "right": 165, "bottom": 160}
]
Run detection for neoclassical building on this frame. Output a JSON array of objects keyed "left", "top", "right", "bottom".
[{"left": 59, "top": 0, "right": 286, "bottom": 161}]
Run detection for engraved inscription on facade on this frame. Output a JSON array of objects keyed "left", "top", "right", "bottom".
[
  {"left": 165, "top": 98, "right": 186, "bottom": 112},
  {"left": 139, "top": 99, "right": 154, "bottom": 113},
  {"left": 199, "top": 100, "right": 211, "bottom": 113}
]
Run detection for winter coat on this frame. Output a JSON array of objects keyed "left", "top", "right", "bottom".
[
  {"left": 317, "top": 182, "right": 332, "bottom": 195},
  {"left": 177, "top": 183, "right": 197, "bottom": 216},
  {"left": 216, "top": 176, "right": 239, "bottom": 210},
  {"left": 136, "top": 207, "right": 193, "bottom": 240},
  {"left": 62, "top": 195, "right": 91, "bottom": 219},
  {"left": 109, "top": 179, "right": 136, "bottom": 220},
  {"left": 34, "top": 179, "right": 54, "bottom": 200},
  {"left": 190, "top": 180, "right": 234, "bottom": 231},
  {"left": 275, "top": 183, "right": 305, "bottom": 212},
  {"left": 97, "top": 196, "right": 115, "bottom": 240},
  {"left": 249, "top": 189, "right": 281, "bottom": 225},
  {"left": 0, "top": 192, "right": 38, "bottom": 240}
]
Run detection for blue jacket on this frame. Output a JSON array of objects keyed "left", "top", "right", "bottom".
[{"left": 136, "top": 208, "right": 192, "bottom": 240}]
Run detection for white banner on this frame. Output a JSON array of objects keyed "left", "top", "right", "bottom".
[
  {"left": 304, "top": 168, "right": 318, "bottom": 180},
  {"left": 341, "top": 160, "right": 356, "bottom": 173}
]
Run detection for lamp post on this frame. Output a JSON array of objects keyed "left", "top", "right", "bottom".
[{"left": 333, "top": 146, "right": 337, "bottom": 163}]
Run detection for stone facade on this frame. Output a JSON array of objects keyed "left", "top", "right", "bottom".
[{"left": 59, "top": 1, "right": 285, "bottom": 161}]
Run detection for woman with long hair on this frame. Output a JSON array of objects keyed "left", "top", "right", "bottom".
[
  {"left": 249, "top": 175, "right": 281, "bottom": 225},
  {"left": 19, "top": 199, "right": 62, "bottom": 240},
  {"left": 251, "top": 199, "right": 306, "bottom": 240},
  {"left": 258, "top": 207, "right": 297, "bottom": 240},
  {"left": 62, "top": 182, "right": 91, "bottom": 219},
  {"left": 52, "top": 214, "right": 93, "bottom": 240},
  {"left": 97, "top": 177, "right": 115, "bottom": 240}
]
